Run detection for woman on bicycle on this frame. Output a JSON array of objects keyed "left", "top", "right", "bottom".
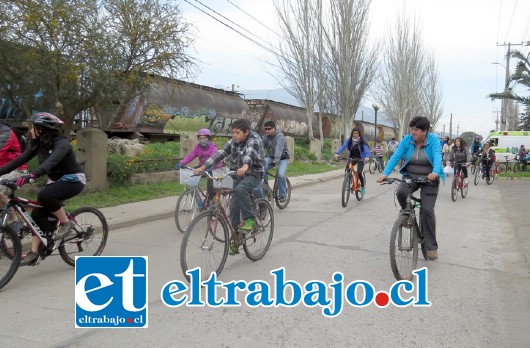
[
  {"left": 447, "top": 137, "right": 472, "bottom": 178},
  {"left": 176, "top": 128, "right": 221, "bottom": 203},
  {"left": 481, "top": 142, "right": 496, "bottom": 181},
  {"left": 0, "top": 112, "right": 85, "bottom": 263},
  {"left": 377, "top": 116, "right": 444, "bottom": 261},
  {"left": 334, "top": 127, "right": 370, "bottom": 194}
]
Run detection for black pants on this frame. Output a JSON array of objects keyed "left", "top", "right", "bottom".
[
  {"left": 31, "top": 180, "right": 85, "bottom": 233},
  {"left": 396, "top": 179, "right": 439, "bottom": 251},
  {"left": 345, "top": 160, "right": 366, "bottom": 187}
]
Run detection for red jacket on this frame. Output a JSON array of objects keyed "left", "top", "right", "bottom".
[{"left": 0, "top": 128, "right": 28, "bottom": 170}]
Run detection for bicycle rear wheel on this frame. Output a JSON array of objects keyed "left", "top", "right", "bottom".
[
  {"left": 59, "top": 207, "right": 109, "bottom": 267},
  {"left": 243, "top": 199, "right": 274, "bottom": 261},
  {"left": 180, "top": 210, "right": 229, "bottom": 282},
  {"left": 175, "top": 188, "right": 199, "bottom": 233},
  {"left": 389, "top": 215, "right": 418, "bottom": 281},
  {"left": 486, "top": 170, "right": 495, "bottom": 185},
  {"left": 451, "top": 177, "right": 458, "bottom": 202},
  {"left": 274, "top": 177, "right": 291, "bottom": 209},
  {"left": 341, "top": 172, "right": 352, "bottom": 207},
  {"left": 495, "top": 163, "right": 506, "bottom": 174},
  {"left": 0, "top": 226, "right": 21, "bottom": 290}
]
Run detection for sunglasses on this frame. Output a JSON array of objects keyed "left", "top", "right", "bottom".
[{"left": 264, "top": 127, "right": 273, "bottom": 131}]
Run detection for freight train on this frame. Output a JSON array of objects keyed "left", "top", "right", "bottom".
[{"left": 1, "top": 77, "right": 396, "bottom": 141}]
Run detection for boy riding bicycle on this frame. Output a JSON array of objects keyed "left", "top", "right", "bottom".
[{"left": 194, "top": 119, "right": 264, "bottom": 232}]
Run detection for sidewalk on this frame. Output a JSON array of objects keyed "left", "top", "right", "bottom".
[{"left": 99, "top": 169, "right": 346, "bottom": 230}]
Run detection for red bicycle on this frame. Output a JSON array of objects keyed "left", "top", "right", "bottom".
[{"left": 450, "top": 162, "right": 469, "bottom": 202}]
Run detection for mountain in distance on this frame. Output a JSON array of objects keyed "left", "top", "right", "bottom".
[{"left": 239, "top": 87, "right": 393, "bottom": 127}]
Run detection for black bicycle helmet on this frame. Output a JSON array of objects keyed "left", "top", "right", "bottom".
[{"left": 30, "top": 112, "right": 64, "bottom": 130}]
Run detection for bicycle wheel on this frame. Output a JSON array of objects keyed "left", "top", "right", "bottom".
[
  {"left": 180, "top": 210, "right": 229, "bottom": 282},
  {"left": 378, "top": 161, "right": 384, "bottom": 173},
  {"left": 59, "top": 207, "right": 109, "bottom": 267},
  {"left": 274, "top": 177, "right": 291, "bottom": 209},
  {"left": 495, "top": 163, "right": 506, "bottom": 174},
  {"left": 451, "top": 177, "right": 458, "bottom": 202},
  {"left": 341, "top": 172, "right": 352, "bottom": 207},
  {"left": 175, "top": 188, "right": 199, "bottom": 233},
  {"left": 474, "top": 167, "right": 480, "bottom": 185},
  {"left": 389, "top": 215, "right": 418, "bottom": 281},
  {"left": 461, "top": 178, "right": 468, "bottom": 198},
  {"left": 486, "top": 170, "right": 495, "bottom": 185},
  {"left": 262, "top": 184, "right": 274, "bottom": 209},
  {"left": 470, "top": 163, "right": 476, "bottom": 174},
  {"left": 513, "top": 162, "right": 522, "bottom": 173},
  {"left": 368, "top": 160, "right": 376, "bottom": 174},
  {"left": 355, "top": 172, "right": 365, "bottom": 201},
  {"left": 243, "top": 199, "right": 274, "bottom": 261},
  {"left": 0, "top": 226, "right": 22, "bottom": 290}
]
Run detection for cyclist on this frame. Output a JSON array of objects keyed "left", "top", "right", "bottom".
[
  {"left": 175, "top": 128, "right": 221, "bottom": 206},
  {"left": 471, "top": 135, "right": 482, "bottom": 165},
  {"left": 194, "top": 118, "right": 264, "bottom": 232},
  {"left": 373, "top": 141, "right": 384, "bottom": 170},
  {"left": 0, "top": 123, "right": 29, "bottom": 230},
  {"left": 517, "top": 145, "right": 527, "bottom": 165},
  {"left": 376, "top": 116, "right": 444, "bottom": 261},
  {"left": 261, "top": 120, "right": 290, "bottom": 203},
  {"left": 334, "top": 127, "right": 370, "bottom": 195},
  {"left": 480, "top": 142, "right": 496, "bottom": 181},
  {"left": 387, "top": 137, "right": 399, "bottom": 158},
  {"left": 447, "top": 137, "right": 472, "bottom": 178},
  {"left": 0, "top": 112, "right": 85, "bottom": 263}
]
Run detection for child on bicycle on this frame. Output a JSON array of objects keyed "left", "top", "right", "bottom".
[
  {"left": 373, "top": 141, "right": 384, "bottom": 170},
  {"left": 176, "top": 128, "right": 221, "bottom": 205},
  {"left": 334, "top": 127, "right": 370, "bottom": 195},
  {"left": 0, "top": 112, "right": 85, "bottom": 263},
  {"left": 481, "top": 142, "right": 496, "bottom": 181},
  {"left": 193, "top": 119, "right": 264, "bottom": 232}
]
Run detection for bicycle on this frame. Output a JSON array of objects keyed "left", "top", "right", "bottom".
[
  {"left": 368, "top": 155, "right": 384, "bottom": 174},
  {"left": 337, "top": 156, "right": 366, "bottom": 207},
  {"left": 380, "top": 177, "right": 431, "bottom": 281},
  {"left": 180, "top": 171, "right": 274, "bottom": 282},
  {"left": 262, "top": 166, "right": 292, "bottom": 209},
  {"left": 495, "top": 154, "right": 517, "bottom": 174},
  {"left": 0, "top": 179, "right": 108, "bottom": 290},
  {"left": 512, "top": 155, "right": 528, "bottom": 173},
  {"left": 474, "top": 159, "right": 495, "bottom": 185},
  {"left": 450, "top": 162, "right": 469, "bottom": 202},
  {"left": 470, "top": 155, "right": 481, "bottom": 174}
]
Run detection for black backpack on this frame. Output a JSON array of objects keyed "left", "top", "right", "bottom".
[{"left": 12, "top": 127, "right": 28, "bottom": 152}]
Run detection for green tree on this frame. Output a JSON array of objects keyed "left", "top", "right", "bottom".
[
  {"left": 519, "top": 112, "right": 530, "bottom": 131},
  {"left": 0, "top": 0, "right": 195, "bottom": 135}
]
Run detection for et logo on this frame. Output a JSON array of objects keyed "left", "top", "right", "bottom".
[{"left": 75, "top": 256, "right": 148, "bottom": 328}]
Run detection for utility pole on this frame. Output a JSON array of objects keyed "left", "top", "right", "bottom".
[
  {"left": 496, "top": 42, "right": 522, "bottom": 131},
  {"left": 449, "top": 113, "right": 453, "bottom": 138}
]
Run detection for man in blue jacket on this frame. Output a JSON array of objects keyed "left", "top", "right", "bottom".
[{"left": 376, "top": 116, "right": 445, "bottom": 261}]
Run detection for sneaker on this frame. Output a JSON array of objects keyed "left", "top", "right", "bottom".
[
  {"left": 54, "top": 221, "right": 75, "bottom": 240},
  {"left": 240, "top": 218, "right": 255, "bottom": 231},
  {"left": 426, "top": 249, "right": 438, "bottom": 260},
  {"left": 360, "top": 187, "right": 366, "bottom": 195},
  {"left": 279, "top": 196, "right": 287, "bottom": 204},
  {"left": 23, "top": 251, "right": 39, "bottom": 263}
]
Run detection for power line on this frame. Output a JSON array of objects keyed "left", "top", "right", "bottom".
[
  {"left": 183, "top": 0, "right": 280, "bottom": 58},
  {"left": 225, "top": 0, "right": 283, "bottom": 40},
  {"left": 504, "top": 0, "right": 518, "bottom": 42}
]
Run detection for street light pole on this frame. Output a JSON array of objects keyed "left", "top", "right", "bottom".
[{"left": 372, "top": 103, "right": 380, "bottom": 143}]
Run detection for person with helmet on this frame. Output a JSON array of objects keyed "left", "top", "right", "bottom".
[
  {"left": 175, "top": 128, "right": 221, "bottom": 204},
  {"left": 471, "top": 135, "right": 482, "bottom": 163},
  {"left": 0, "top": 112, "right": 85, "bottom": 263}
]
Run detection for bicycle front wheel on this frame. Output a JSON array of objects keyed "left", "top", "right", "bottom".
[
  {"left": 175, "top": 188, "right": 199, "bottom": 233},
  {"left": 243, "top": 199, "right": 274, "bottom": 261},
  {"left": 59, "top": 207, "right": 109, "bottom": 267},
  {"left": 461, "top": 178, "right": 468, "bottom": 198},
  {"left": 486, "top": 171, "right": 495, "bottom": 185},
  {"left": 368, "top": 160, "right": 376, "bottom": 174},
  {"left": 474, "top": 167, "right": 480, "bottom": 185},
  {"left": 0, "top": 226, "right": 22, "bottom": 290},
  {"left": 451, "top": 177, "right": 458, "bottom": 202},
  {"left": 274, "top": 178, "right": 291, "bottom": 209},
  {"left": 341, "top": 172, "right": 352, "bottom": 207},
  {"left": 389, "top": 215, "right": 418, "bottom": 281},
  {"left": 180, "top": 211, "right": 229, "bottom": 283}
]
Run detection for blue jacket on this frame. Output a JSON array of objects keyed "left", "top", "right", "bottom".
[
  {"left": 383, "top": 132, "right": 445, "bottom": 182},
  {"left": 336, "top": 138, "right": 370, "bottom": 160}
]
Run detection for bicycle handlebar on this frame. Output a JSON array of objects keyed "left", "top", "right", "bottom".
[
  {"left": 379, "top": 176, "right": 431, "bottom": 186},
  {"left": 0, "top": 178, "right": 34, "bottom": 190},
  {"left": 194, "top": 170, "right": 237, "bottom": 181}
]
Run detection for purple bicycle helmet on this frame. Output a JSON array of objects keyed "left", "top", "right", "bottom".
[
  {"left": 197, "top": 128, "right": 212, "bottom": 137},
  {"left": 30, "top": 112, "right": 64, "bottom": 130}
]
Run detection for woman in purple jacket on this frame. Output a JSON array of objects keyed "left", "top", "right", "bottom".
[{"left": 176, "top": 128, "right": 221, "bottom": 201}]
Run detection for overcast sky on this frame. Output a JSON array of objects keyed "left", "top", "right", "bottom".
[{"left": 181, "top": 0, "right": 530, "bottom": 138}]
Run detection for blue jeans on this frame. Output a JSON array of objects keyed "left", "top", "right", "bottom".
[
  {"left": 230, "top": 174, "right": 261, "bottom": 231},
  {"left": 264, "top": 157, "right": 289, "bottom": 198}
]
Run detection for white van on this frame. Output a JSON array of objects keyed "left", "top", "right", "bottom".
[{"left": 483, "top": 131, "right": 530, "bottom": 161}]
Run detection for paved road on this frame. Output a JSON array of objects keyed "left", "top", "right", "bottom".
[{"left": 1, "top": 173, "right": 529, "bottom": 347}]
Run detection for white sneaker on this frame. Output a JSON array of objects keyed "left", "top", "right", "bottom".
[{"left": 54, "top": 221, "right": 75, "bottom": 240}]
